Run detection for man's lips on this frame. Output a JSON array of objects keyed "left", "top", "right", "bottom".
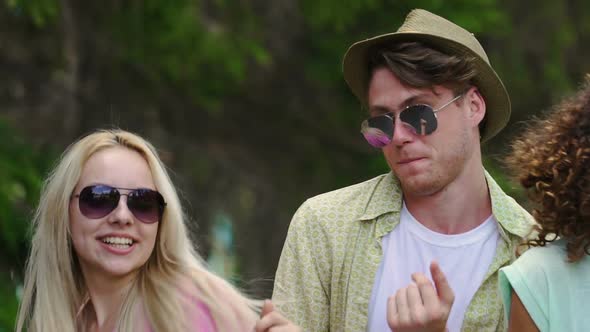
[{"left": 397, "top": 157, "right": 425, "bottom": 165}]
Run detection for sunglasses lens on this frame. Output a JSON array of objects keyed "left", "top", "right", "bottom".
[
  {"left": 79, "top": 185, "right": 119, "bottom": 219},
  {"left": 400, "top": 105, "right": 438, "bottom": 135},
  {"left": 127, "top": 189, "right": 165, "bottom": 223},
  {"left": 361, "top": 115, "right": 394, "bottom": 148}
]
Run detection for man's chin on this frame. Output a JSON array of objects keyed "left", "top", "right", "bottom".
[{"left": 399, "top": 176, "right": 440, "bottom": 197}]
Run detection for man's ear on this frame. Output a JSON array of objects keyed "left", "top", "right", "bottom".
[{"left": 466, "top": 87, "right": 486, "bottom": 128}]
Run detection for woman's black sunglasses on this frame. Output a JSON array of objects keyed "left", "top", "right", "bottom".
[{"left": 73, "top": 185, "right": 166, "bottom": 224}]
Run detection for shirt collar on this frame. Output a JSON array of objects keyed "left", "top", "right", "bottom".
[
  {"left": 485, "top": 170, "right": 535, "bottom": 240},
  {"left": 358, "top": 172, "right": 403, "bottom": 221},
  {"left": 356, "top": 170, "right": 534, "bottom": 240}
]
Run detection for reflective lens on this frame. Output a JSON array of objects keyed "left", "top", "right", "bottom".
[
  {"left": 361, "top": 114, "right": 394, "bottom": 147},
  {"left": 76, "top": 185, "right": 166, "bottom": 223},
  {"left": 399, "top": 104, "right": 438, "bottom": 135},
  {"left": 126, "top": 189, "right": 165, "bottom": 223},
  {"left": 360, "top": 93, "right": 464, "bottom": 148},
  {"left": 78, "top": 185, "right": 119, "bottom": 219}
]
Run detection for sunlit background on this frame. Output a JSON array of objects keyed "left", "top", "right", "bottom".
[{"left": 1, "top": 0, "right": 590, "bottom": 329}]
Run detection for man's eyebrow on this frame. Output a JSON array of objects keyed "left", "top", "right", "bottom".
[
  {"left": 369, "top": 93, "right": 431, "bottom": 114},
  {"left": 400, "top": 94, "right": 431, "bottom": 109},
  {"left": 368, "top": 105, "right": 391, "bottom": 115}
]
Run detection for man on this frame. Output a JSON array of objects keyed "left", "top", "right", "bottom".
[{"left": 272, "top": 9, "right": 534, "bottom": 332}]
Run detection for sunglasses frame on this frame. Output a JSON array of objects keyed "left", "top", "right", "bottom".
[
  {"left": 73, "top": 184, "right": 167, "bottom": 224},
  {"left": 361, "top": 92, "right": 465, "bottom": 147}
]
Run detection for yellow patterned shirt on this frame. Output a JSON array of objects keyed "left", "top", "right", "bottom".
[{"left": 272, "top": 171, "right": 534, "bottom": 332}]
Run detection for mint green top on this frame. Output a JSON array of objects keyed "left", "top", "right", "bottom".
[
  {"left": 273, "top": 171, "right": 534, "bottom": 332},
  {"left": 499, "top": 239, "right": 590, "bottom": 331}
]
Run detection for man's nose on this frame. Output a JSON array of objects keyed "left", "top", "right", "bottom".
[{"left": 390, "top": 118, "right": 415, "bottom": 146}]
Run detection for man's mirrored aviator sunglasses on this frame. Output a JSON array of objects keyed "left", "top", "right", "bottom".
[{"left": 360, "top": 93, "right": 465, "bottom": 148}]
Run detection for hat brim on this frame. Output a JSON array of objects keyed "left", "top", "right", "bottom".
[{"left": 343, "top": 32, "right": 510, "bottom": 143}]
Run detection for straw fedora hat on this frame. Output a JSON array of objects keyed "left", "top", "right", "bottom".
[{"left": 342, "top": 9, "right": 510, "bottom": 143}]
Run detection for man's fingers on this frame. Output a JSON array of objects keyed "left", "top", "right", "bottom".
[
  {"left": 387, "top": 295, "right": 399, "bottom": 329},
  {"left": 260, "top": 299, "right": 275, "bottom": 318},
  {"left": 255, "top": 309, "right": 302, "bottom": 332},
  {"left": 254, "top": 311, "right": 284, "bottom": 332},
  {"left": 395, "top": 287, "right": 411, "bottom": 325},
  {"left": 406, "top": 282, "right": 423, "bottom": 308},
  {"left": 388, "top": 265, "right": 453, "bottom": 330},
  {"left": 406, "top": 283, "right": 428, "bottom": 325},
  {"left": 412, "top": 272, "right": 439, "bottom": 312},
  {"left": 430, "top": 261, "right": 455, "bottom": 306},
  {"left": 254, "top": 312, "right": 275, "bottom": 332},
  {"left": 388, "top": 294, "right": 399, "bottom": 317}
]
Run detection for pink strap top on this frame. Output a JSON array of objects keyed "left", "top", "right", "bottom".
[
  {"left": 77, "top": 293, "right": 217, "bottom": 331},
  {"left": 143, "top": 294, "right": 217, "bottom": 331}
]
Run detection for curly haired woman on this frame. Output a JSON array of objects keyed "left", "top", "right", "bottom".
[{"left": 500, "top": 79, "right": 590, "bottom": 332}]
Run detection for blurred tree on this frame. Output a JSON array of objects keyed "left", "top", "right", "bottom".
[
  {"left": 0, "top": 118, "right": 51, "bottom": 330},
  {"left": 0, "top": 119, "right": 50, "bottom": 269}
]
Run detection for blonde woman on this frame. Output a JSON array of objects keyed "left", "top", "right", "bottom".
[{"left": 16, "top": 129, "right": 298, "bottom": 332}]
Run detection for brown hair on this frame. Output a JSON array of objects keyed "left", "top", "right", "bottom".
[
  {"left": 506, "top": 77, "right": 590, "bottom": 262},
  {"left": 367, "top": 41, "right": 478, "bottom": 95}
]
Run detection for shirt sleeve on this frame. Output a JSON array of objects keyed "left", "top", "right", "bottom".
[
  {"left": 498, "top": 248, "right": 550, "bottom": 331},
  {"left": 272, "top": 201, "right": 332, "bottom": 331}
]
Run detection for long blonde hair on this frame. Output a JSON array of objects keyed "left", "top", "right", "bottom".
[{"left": 16, "top": 129, "right": 258, "bottom": 331}]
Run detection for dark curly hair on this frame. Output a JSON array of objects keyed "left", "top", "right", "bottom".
[{"left": 506, "top": 77, "right": 590, "bottom": 262}]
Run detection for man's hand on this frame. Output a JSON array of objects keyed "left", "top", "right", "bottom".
[
  {"left": 387, "top": 261, "right": 454, "bottom": 332},
  {"left": 254, "top": 300, "right": 302, "bottom": 332}
]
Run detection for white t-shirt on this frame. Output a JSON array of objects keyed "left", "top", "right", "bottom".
[{"left": 367, "top": 202, "right": 500, "bottom": 332}]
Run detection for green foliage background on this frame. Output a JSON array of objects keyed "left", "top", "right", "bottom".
[
  {"left": 1, "top": 0, "right": 589, "bottom": 329},
  {"left": 0, "top": 119, "right": 52, "bottom": 330}
]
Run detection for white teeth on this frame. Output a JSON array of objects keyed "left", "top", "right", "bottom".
[
  {"left": 101, "top": 237, "right": 133, "bottom": 245},
  {"left": 110, "top": 244, "right": 130, "bottom": 249}
]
